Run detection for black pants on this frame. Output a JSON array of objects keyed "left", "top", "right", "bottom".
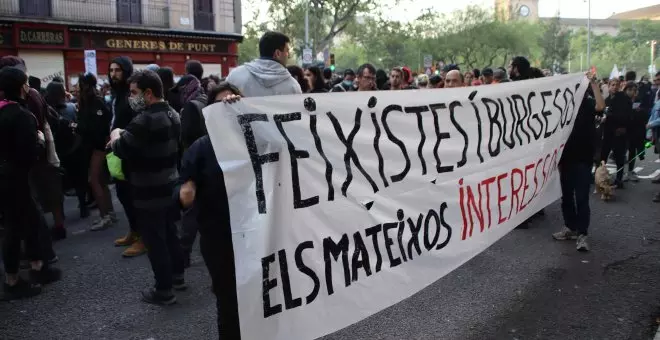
[
  {"left": 560, "top": 162, "right": 591, "bottom": 235},
  {"left": 199, "top": 228, "right": 241, "bottom": 339},
  {"left": 1, "top": 177, "right": 43, "bottom": 274},
  {"left": 628, "top": 133, "right": 646, "bottom": 171},
  {"left": 180, "top": 204, "right": 199, "bottom": 255},
  {"left": 601, "top": 133, "right": 627, "bottom": 183},
  {"left": 60, "top": 146, "right": 90, "bottom": 209},
  {"left": 136, "top": 207, "right": 184, "bottom": 291},
  {"left": 115, "top": 180, "right": 137, "bottom": 232}
]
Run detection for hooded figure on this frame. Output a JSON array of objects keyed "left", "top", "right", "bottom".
[
  {"left": 108, "top": 56, "right": 137, "bottom": 130},
  {"left": 170, "top": 75, "right": 208, "bottom": 148},
  {"left": 226, "top": 59, "right": 301, "bottom": 97}
]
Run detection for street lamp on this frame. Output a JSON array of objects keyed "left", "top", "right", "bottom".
[{"left": 586, "top": 0, "right": 591, "bottom": 68}]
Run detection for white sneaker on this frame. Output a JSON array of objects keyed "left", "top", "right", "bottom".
[
  {"left": 576, "top": 235, "right": 590, "bottom": 252},
  {"left": 108, "top": 211, "right": 119, "bottom": 223},
  {"left": 552, "top": 227, "right": 578, "bottom": 241},
  {"left": 90, "top": 215, "right": 113, "bottom": 231},
  {"left": 629, "top": 172, "right": 639, "bottom": 182},
  {"left": 623, "top": 172, "right": 630, "bottom": 182}
]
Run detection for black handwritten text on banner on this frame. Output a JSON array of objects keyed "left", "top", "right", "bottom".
[{"left": 203, "top": 74, "right": 588, "bottom": 340}]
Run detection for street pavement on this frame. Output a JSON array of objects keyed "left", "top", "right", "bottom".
[{"left": 2, "top": 152, "right": 660, "bottom": 340}]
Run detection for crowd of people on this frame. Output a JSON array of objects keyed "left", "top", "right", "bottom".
[{"left": 1, "top": 30, "right": 659, "bottom": 339}]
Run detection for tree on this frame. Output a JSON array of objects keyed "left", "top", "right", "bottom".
[
  {"left": 249, "top": 0, "right": 383, "bottom": 56},
  {"left": 538, "top": 16, "right": 570, "bottom": 71}
]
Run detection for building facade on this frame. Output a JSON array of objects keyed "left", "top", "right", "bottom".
[
  {"left": 495, "top": 0, "right": 539, "bottom": 20},
  {"left": 0, "top": 0, "right": 243, "bottom": 89}
]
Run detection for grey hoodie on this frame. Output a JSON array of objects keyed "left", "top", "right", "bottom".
[{"left": 226, "top": 59, "right": 302, "bottom": 97}]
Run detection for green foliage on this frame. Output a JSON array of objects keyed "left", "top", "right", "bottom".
[{"left": 237, "top": 1, "right": 660, "bottom": 77}]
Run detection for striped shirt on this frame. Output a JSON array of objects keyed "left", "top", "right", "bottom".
[{"left": 112, "top": 101, "right": 181, "bottom": 209}]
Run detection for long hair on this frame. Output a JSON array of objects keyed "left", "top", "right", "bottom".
[
  {"left": 286, "top": 65, "right": 310, "bottom": 93},
  {"left": 306, "top": 66, "right": 326, "bottom": 91},
  {"left": 78, "top": 73, "right": 100, "bottom": 112}
]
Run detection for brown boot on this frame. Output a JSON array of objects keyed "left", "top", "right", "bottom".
[
  {"left": 122, "top": 238, "right": 147, "bottom": 257},
  {"left": 114, "top": 231, "right": 139, "bottom": 247}
]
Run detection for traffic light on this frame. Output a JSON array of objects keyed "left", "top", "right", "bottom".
[{"left": 330, "top": 53, "right": 335, "bottom": 71}]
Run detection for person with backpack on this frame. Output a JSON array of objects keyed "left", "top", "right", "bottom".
[
  {"left": 175, "top": 74, "right": 208, "bottom": 149},
  {"left": 0, "top": 66, "right": 62, "bottom": 300}
]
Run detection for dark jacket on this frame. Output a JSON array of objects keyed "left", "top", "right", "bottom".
[
  {"left": 109, "top": 56, "right": 137, "bottom": 130},
  {"left": 560, "top": 96, "right": 600, "bottom": 165},
  {"left": 111, "top": 101, "right": 181, "bottom": 209},
  {"left": 0, "top": 99, "right": 41, "bottom": 176},
  {"left": 604, "top": 92, "right": 633, "bottom": 133},
  {"left": 173, "top": 135, "right": 229, "bottom": 235},
  {"left": 78, "top": 96, "right": 112, "bottom": 150},
  {"left": 310, "top": 87, "right": 328, "bottom": 93},
  {"left": 180, "top": 92, "right": 208, "bottom": 149}
]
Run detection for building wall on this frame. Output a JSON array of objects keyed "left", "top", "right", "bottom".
[{"left": 0, "top": 0, "right": 241, "bottom": 34}]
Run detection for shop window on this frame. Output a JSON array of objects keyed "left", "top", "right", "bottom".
[
  {"left": 117, "top": 0, "right": 142, "bottom": 25},
  {"left": 20, "top": 0, "right": 52, "bottom": 17},
  {"left": 194, "top": 0, "right": 214, "bottom": 31}
]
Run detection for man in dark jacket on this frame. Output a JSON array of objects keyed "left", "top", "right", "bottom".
[
  {"left": 602, "top": 81, "right": 635, "bottom": 187},
  {"left": 553, "top": 74, "right": 605, "bottom": 252},
  {"left": 109, "top": 70, "right": 185, "bottom": 305},
  {"left": 106, "top": 56, "right": 146, "bottom": 257}
]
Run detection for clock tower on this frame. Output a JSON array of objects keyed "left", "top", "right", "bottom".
[{"left": 495, "top": 0, "right": 539, "bottom": 20}]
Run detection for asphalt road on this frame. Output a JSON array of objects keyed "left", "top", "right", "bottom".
[{"left": 2, "top": 154, "right": 660, "bottom": 340}]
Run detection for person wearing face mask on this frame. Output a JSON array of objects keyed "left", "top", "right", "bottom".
[
  {"left": 106, "top": 56, "right": 145, "bottom": 258},
  {"left": 331, "top": 69, "right": 356, "bottom": 92},
  {"left": 226, "top": 31, "right": 301, "bottom": 97},
  {"left": 108, "top": 70, "right": 185, "bottom": 305},
  {"left": 0, "top": 66, "right": 62, "bottom": 300}
]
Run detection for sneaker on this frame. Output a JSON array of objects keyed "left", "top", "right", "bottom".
[
  {"left": 47, "top": 256, "right": 59, "bottom": 265},
  {"left": 652, "top": 177, "right": 660, "bottom": 184},
  {"left": 29, "top": 266, "right": 62, "bottom": 285},
  {"left": 108, "top": 211, "right": 119, "bottom": 223},
  {"left": 576, "top": 235, "right": 590, "bottom": 252},
  {"left": 141, "top": 288, "right": 176, "bottom": 305},
  {"left": 90, "top": 215, "right": 113, "bottom": 231},
  {"left": 615, "top": 181, "right": 624, "bottom": 189},
  {"left": 2, "top": 279, "right": 42, "bottom": 301},
  {"left": 122, "top": 238, "right": 147, "bottom": 257},
  {"left": 51, "top": 227, "right": 66, "bottom": 241},
  {"left": 173, "top": 275, "right": 187, "bottom": 291},
  {"left": 629, "top": 172, "right": 640, "bottom": 182},
  {"left": 553, "top": 227, "right": 578, "bottom": 241},
  {"left": 114, "top": 231, "right": 139, "bottom": 247},
  {"left": 623, "top": 172, "right": 630, "bottom": 182}
]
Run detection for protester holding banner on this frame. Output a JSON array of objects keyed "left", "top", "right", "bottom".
[
  {"left": 553, "top": 71, "right": 605, "bottom": 251},
  {"left": 175, "top": 85, "right": 243, "bottom": 339}
]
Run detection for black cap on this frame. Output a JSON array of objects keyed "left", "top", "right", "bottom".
[
  {"left": 481, "top": 68, "right": 494, "bottom": 77},
  {"left": 344, "top": 68, "right": 355, "bottom": 77},
  {"left": 429, "top": 75, "right": 442, "bottom": 85}
]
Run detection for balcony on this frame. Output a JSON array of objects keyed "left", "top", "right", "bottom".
[{"left": 0, "top": 0, "right": 170, "bottom": 29}]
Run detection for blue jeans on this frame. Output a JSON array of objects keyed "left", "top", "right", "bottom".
[{"left": 559, "top": 162, "right": 591, "bottom": 235}]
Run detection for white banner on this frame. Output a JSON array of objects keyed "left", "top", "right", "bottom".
[{"left": 203, "top": 74, "right": 589, "bottom": 340}]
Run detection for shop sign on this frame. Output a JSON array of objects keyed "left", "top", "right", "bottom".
[
  {"left": 18, "top": 28, "right": 66, "bottom": 46},
  {"left": 92, "top": 35, "right": 228, "bottom": 53}
]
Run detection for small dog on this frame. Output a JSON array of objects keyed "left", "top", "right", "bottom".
[{"left": 594, "top": 161, "right": 615, "bottom": 201}]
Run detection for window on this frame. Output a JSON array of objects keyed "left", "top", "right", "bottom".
[
  {"left": 20, "top": 0, "right": 52, "bottom": 17},
  {"left": 194, "top": 0, "right": 214, "bottom": 31},
  {"left": 117, "top": 0, "right": 142, "bottom": 25}
]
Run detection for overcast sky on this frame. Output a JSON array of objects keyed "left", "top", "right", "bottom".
[{"left": 243, "top": 0, "right": 659, "bottom": 24}]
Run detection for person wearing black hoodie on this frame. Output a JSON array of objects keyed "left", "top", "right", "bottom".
[
  {"left": 106, "top": 56, "right": 146, "bottom": 258},
  {"left": 601, "top": 80, "right": 635, "bottom": 188},
  {"left": 174, "top": 85, "right": 243, "bottom": 337},
  {"left": 552, "top": 73, "right": 605, "bottom": 252},
  {"left": 0, "top": 66, "right": 61, "bottom": 300}
]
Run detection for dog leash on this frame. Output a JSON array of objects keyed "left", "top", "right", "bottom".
[{"left": 612, "top": 141, "right": 654, "bottom": 174}]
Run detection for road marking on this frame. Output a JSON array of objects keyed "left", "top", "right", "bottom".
[{"left": 639, "top": 169, "right": 660, "bottom": 179}]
